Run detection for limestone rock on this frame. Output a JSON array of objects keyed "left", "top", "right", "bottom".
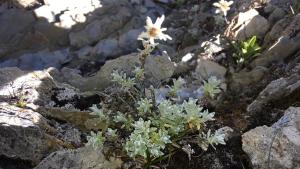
[
  {"left": 242, "top": 107, "right": 300, "bottom": 169},
  {"left": 0, "top": 103, "right": 62, "bottom": 164}
]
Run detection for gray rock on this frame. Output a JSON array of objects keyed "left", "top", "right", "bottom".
[
  {"left": 61, "top": 67, "right": 88, "bottom": 91},
  {"left": 60, "top": 53, "right": 139, "bottom": 91},
  {"left": 268, "top": 7, "right": 286, "bottom": 25},
  {"left": 252, "top": 14, "right": 300, "bottom": 68},
  {"left": 62, "top": 53, "right": 175, "bottom": 91},
  {"left": 201, "top": 35, "right": 227, "bottom": 56},
  {"left": 0, "top": 49, "right": 71, "bottom": 70},
  {"left": 75, "top": 46, "right": 93, "bottom": 59},
  {"left": 0, "top": 67, "right": 79, "bottom": 109},
  {"left": 118, "top": 29, "right": 141, "bottom": 53},
  {"left": 233, "top": 9, "right": 270, "bottom": 41},
  {"left": 34, "top": 19, "right": 69, "bottom": 46},
  {"left": 230, "top": 66, "right": 268, "bottom": 90},
  {"left": 0, "top": 9, "right": 35, "bottom": 43},
  {"left": 0, "top": 103, "right": 62, "bottom": 164},
  {"left": 263, "top": 17, "right": 292, "bottom": 47},
  {"left": 34, "top": 146, "right": 122, "bottom": 169},
  {"left": 38, "top": 107, "right": 101, "bottom": 131},
  {"left": 69, "top": 5, "right": 132, "bottom": 48},
  {"left": 91, "top": 39, "right": 121, "bottom": 61},
  {"left": 0, "top": 9, "right": 36, "bottom": 58},
  {"left": 0, "top": 67, "right": 57, "bottom": 107},
  {"left": 242, "top": 107, "right": 300, "bottom": 169},
  {"left": 194, "top": 59, "right": 227, "bottom": 81},
  {"left": 144, "top": 54, "right": 175, "bottom": 82},
  {"left": 247, "top": 74, "right": 300, "bottom": 113}
]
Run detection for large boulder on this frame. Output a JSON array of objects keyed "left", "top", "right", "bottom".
[
  {"left": 242, "top": 107, "right": 300, "bottom": 169},
  {"left": 0, "top": 103, "right": 62, "bottom": 164}
]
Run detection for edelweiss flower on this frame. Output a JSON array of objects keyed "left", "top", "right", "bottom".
[
  {"left": 213, "top": 0, "right": 233, "bottom": 16},
  {"left": 138, "top": 15, "right": 172, "bottom": 44}
]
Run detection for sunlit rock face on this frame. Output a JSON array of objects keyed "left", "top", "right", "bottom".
[{"left": 35, "top": 0, "right": 102, "bottom": 29}]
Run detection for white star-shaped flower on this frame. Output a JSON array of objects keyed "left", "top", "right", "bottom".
[
  {"left": 138, "top": 15, "right": 172, "bottom": 44},
  {"left": 213, "top": 0, "right": 233, "bottom": 16}
]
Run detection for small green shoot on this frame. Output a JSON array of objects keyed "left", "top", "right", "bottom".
[{"left": 232, "top": 36, "right": 261, "bottom": 64}]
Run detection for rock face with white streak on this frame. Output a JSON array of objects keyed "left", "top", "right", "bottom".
[{"left": 242, "top": 107, "right": 300, "bottom": 169}]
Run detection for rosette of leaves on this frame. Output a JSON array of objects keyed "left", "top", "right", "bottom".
[
  {"left": 183, "top": 99, "right": 215, "bottom": 130},
  {"left": 168, "top": 77, "right": 185, "bottom": 97},
  {"left": 203, "top": 76, "right": 221, "bottom": 98}
]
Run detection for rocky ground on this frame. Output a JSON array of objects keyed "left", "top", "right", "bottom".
[{"left": 0, "top": 0, "right": 299, "bottom": 169}]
